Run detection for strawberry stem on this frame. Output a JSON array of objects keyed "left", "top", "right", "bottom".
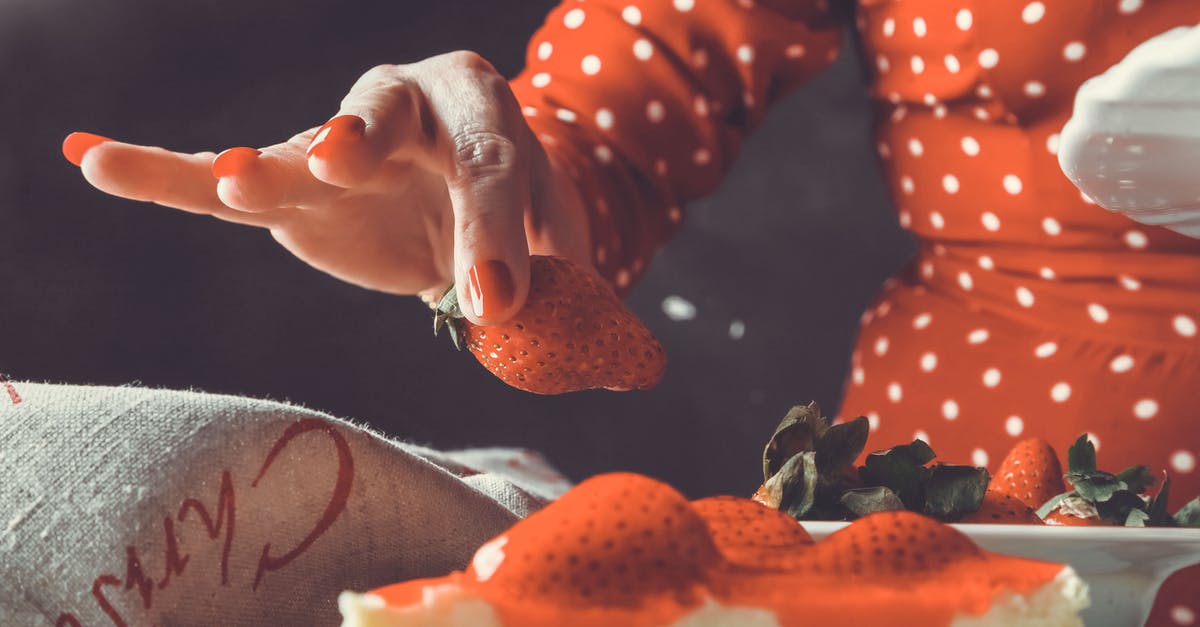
[{"left": 432, "top": 284, "right": 466, "bottom": 351}]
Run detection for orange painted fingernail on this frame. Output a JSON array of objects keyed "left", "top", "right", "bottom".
[
  {"left": 211, "top": 147, "right": 262, "bottom": 178},
  {"left": 62, "top": 132, "right": 111, "bottom": 166},
  {"left": 306, "top": 114, "right": 366, "bottom": 159},
  {"left": 468, "top": 260, "right": 515, "bottom": 319}
]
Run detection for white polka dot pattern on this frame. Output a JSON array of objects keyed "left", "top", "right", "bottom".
[
  {"left": 633, "top": 39, "right": 654, "bottom": 60},
  {"left": 511, "top": 4, "right": 1200, "bottom": 611},
  {"left": 1172, "top": 451, "right": 1196, "bottom": 474},
  {"left": 1050, "top": 382, "right": 1071, "bottom": 402},
  {"left": 956, "top": 9, "right": 973, "bottom": 30},
  {"left": 1035, "top": 342, "right": 1058, "bottom": 358},
  {"left": 621, "top": 5, "right": 641, "bottom": 25},
  {"left": 1134, "top": 398, "right": 1159, "bottom": 420},
  {"left": 595, "top": 108, "right": 614, "bottom": 130},
  {"left": 581, "top": 55, "right": 602, "bottom": 75},
  {"left": 563, "top": 8, "right": 585, "bottom": 29}
]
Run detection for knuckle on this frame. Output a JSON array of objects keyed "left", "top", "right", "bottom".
[
  {"left": 442, "top": 50, "right": 492, "bottom": 72},
  {"left": 451, "top": 129, "right": 519, "bottom": 178},
  {"left": 344, "top": 64, "right": 403, "bottom": 101},
  {"left": 363, "top": 63, "right": 399, "bottom": 81},
  {"left": 373, "top": 79, "right": 419, "bottom": 109},
  {"left": 342, "top": 79, "right": 418, "bottom": 114},
  {"left": 355, "top": 64, "right": 400, "bottom": 90},
  {"left": 473, "top": 70, "right": 514, "bottom": 103}
]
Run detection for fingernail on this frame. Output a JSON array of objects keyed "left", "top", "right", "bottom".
[
  {"left": 211, "top": 147, "right": 262, "bottom": 178},
  {"left": 306, "top": 114, "right": 366, "bottom": 159},
  {"left": 62, "top": 132, "right": 111, "bottom": 166},
  {"left": 467, "top": 260, "right": 515, "bottom": 319}
]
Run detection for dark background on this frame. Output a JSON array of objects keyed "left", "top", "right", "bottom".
[{"left": 0, "top": 0, "right": 911, "bottom": 497}]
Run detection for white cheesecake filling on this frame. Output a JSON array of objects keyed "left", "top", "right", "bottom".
[
  {"left": 338, "top": 584, "right": 501, "bottom": 627},
  {"left": 339, "top": 588, "right": 779, "bottom": 627},
  {"left": 952, "top": 567, "right": 1089, "bottom": 627}
]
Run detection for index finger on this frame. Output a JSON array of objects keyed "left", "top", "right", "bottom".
[{"left": 64, "top": 133, "right": 282, "bottom": 227}]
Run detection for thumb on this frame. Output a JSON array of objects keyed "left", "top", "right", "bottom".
[
  {"left": 448, "top": 128, "right": 531, "bottom": 326},
  {"left": 431, "top": 54, "right": 533, "bottom": 325}
]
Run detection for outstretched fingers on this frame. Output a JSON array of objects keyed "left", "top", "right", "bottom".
[
  {"left": 212, "top": 131, "right": 346, "bottom": 212},
  {"left": 63, "top": 133, "right": 280, "bottom": 227}
]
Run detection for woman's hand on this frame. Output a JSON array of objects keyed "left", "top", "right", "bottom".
[
  {"left": 1058, "top": 25, "right": 1200, "bottom": 238},
  {"left": 64, "top": 51, "right": 591, "bottom": 324}
]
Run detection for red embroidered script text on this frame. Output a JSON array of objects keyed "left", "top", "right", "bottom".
[
  {"left": 1, "top": 373, "right": 21, "bottom": 404},
  {"left": 55, "top": 418, "right": 354, "bottom": 627}
]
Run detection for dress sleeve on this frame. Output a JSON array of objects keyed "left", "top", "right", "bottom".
[{"left": 509, "top": 0, "right": 845, "bottom": 290}]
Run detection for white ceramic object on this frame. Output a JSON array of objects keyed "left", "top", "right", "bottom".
[
  {"left": 1058, "top": 24, "right": 1200, "bottom": 238},
  {"left": 803, "top": 522, "right": 1200, "bottom": 627}
]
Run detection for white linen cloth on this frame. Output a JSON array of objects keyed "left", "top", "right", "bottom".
[{"left": 0, "top": 381, "right": 570, "bottom": 626}]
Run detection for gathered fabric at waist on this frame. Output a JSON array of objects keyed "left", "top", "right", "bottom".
[{"left": 911, "top": 242, "right": 1200, "bottom": 351}]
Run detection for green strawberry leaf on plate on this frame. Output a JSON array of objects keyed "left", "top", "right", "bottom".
[
  {"left": 815, "top": 416, "right": 869, "bottom": 475},
  {"left": 762, "top": 403, "right": 827, "bottom": 482},
  {"left": 862, "top": 439, "right": 935, "bottom": 510},
  {"left": 1066, "top": 470, "right": 1124, "bottom": 503},
  {"left": 1174, "top": 496, "right": 1200, "bottom": 527},
  {"left": 1146, "top": 476, "right": 1175, "bottom": 527},
  {"left": 923, "top": 464, "right": 990, "bottom": 519},
  {"left": 841, "top": 486, "right": 906, "bottom": 517},
  {"left": 1067, "top": 434, "right": 1097, "bottom": 474},
  {"left": 1115, "top": 465, "right": 1155, "bottom": 495},
  {"left": 774, "top": 451, "right": 819, "bottom": 520}
]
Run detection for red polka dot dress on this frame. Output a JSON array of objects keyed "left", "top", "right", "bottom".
[{"left": 509, "top": 1, "right": 1200, "bottom": 623}]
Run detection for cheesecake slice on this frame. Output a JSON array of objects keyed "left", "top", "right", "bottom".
[{"left": 340, "top": 473, "right": 1088, "bottom": 627}]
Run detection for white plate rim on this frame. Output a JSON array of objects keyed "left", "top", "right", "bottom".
[{"left": 800, "top": 520, "right": 1200, "bottom": 543}]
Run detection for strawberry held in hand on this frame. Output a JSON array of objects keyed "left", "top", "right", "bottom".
[{"left": 434, "top": 255, "right": 666, "bottom": 394}]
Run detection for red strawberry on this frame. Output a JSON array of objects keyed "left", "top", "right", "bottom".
[
  {"left": 435, "top": 256, "right": 666, "bottom": 394},
  {"left": 803, "top": 511, "right": 983, "bottom": 577},
  {"left": 991, "top": 438, "right": 1066, "bottom": 509},
  {"left": 749, "top": 482, "right": 777, "bottom": 508},
  {"left": 690, "top": 496, "right": 812, "bottom": 568},
  {"left": 1041, "top": 495, "right": 1107, "bottom": 526},
  {"left": 353, "top": 478, "right": 1084, "bottom": 626},
  {"left": 1043, "top": 510, "right": 1105, "bottom": 526},
  {"left": 960, "top": 489, "right": 1044, "bottom": 524},
  {"left": 734, "top": 511, "right": 1077, "bottom": 624},
  {"left": 466, "top": 472, "right": 720, "bottom": 606}
]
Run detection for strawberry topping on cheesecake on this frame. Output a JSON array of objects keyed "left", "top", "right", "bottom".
[{"left": 340, "top": 473, "right": 1088, "bottom": 626}]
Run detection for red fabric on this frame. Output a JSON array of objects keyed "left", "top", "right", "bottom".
[{"left": 510, "top": 1, "right": 1200, "bottom": 623}]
